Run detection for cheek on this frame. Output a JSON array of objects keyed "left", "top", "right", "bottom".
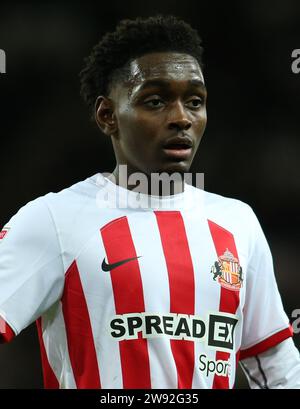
[
  {"left": 195, "top": 110, "right": 207, "bottom": 134},
  {"left": 118, "top": 111, "right": 160, "bottom": 145}
]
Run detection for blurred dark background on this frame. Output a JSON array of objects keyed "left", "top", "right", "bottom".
[{"left": 0, "top": 0, "right": 299, "bottom": 389}]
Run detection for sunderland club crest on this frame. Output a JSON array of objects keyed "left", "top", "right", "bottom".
[{"left": 211, "top": 248, "right": 243, "bottom": 291}]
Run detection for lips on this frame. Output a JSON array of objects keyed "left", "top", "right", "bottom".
[
  {"left": 162, "top": 135, "right": 193, "bottom": 160},
  {"left": 163, "top": 135, "right": 193, "bottom": 149},
  {"left": 164, "top": 143, "right": 191, "bottom": 149}
]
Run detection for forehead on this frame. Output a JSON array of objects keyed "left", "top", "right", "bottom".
[{"left": 127, "top": 52, "right": 204, "bottom": 89}]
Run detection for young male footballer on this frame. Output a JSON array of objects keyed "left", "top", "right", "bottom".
[{"left": 0, "top": 15, "right": 300, "bottom": 389}]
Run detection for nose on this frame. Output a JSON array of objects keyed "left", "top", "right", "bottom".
[{"left": 167, "top": 102, "right": 192, "bottom": 131}]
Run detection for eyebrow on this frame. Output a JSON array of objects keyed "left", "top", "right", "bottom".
[{"left": 135, "top": 78, "right": 206, "bottom": 93}]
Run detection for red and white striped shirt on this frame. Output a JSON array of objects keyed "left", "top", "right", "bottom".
[{"left": 0, "top": 173, "right": 292, "bottom": 388}]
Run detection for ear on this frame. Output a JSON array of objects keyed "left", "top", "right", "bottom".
[{"left": 94, "top": 96, "right": 118, "bottom": 136}]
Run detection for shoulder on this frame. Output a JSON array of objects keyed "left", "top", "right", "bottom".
[
  {"left": 203, "top": 189, "right": 253, "bottom": 213},
  {"left": 196, "top": 187, "right": 257, "bottom": 224},
  {"left": 43, "top": 173, "right": 99, "bottom": 209},
  {"left": 3, "top": 174, "right": 99, "bottom": 240},
  {"left": 189, "top": 187, "right": 259, "bottom": 246}
]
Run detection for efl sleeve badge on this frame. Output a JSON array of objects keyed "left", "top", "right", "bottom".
[{"left": 0, "top": 227, "right": 10, "bottom": 242}]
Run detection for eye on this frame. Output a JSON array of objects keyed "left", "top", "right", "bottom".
[
  {"left": 185, "top": 98, "right": 203, "bottom": 109},
  {"left": 144, "top": 98, "right": 165, "bottom": 108}
]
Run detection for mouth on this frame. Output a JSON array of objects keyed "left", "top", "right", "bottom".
[{"left": 162, "top": 136, "right": 193, "bottom": 160}]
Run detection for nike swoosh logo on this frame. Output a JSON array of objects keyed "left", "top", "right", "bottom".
[{"left": 102, "top": 256, "right": 141, "bottom": 272}]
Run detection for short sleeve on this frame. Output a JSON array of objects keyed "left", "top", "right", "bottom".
[
  {"left": 0, "top": 197, "right": 65, "bottom": 340},
  {"left": 240, "top": 208, "right": 293, "bottom": 359}
]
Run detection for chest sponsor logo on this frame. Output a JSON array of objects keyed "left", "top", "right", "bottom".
[
  {"left": 110, "top": 311, "right": 238, "bottom": 352},
  {"left": 210, "top": 248, "right": 243, "bottom": 291},
  {"left": 0, "top": 227, "right": 10, "bottom": 242}
]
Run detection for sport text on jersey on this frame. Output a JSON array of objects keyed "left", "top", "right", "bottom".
[{"left": 110, "top": 312, "right": 238, "bottom": 352}]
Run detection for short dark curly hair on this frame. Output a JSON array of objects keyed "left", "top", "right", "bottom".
[{"left": 79, "top": 15, "right": 204, "bottom": 117}]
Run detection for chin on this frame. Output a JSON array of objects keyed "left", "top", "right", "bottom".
[{"left": 155, "top": 161, "right": 191, "bottom": 175}]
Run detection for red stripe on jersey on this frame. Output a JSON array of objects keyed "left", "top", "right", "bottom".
[
  {"left": 101, "top": 216, "right": 151, "bottom": 389},
  {"left": 240, "top": 325, "right": 293, "bottom": 360},
  {"left": 208, "top": 220, "right": 240, "bottom": 389},
  {"left": 62, "top": 261, "right": 101, "bottom": 388},
  {"left": 36, "top": 318, "right": 59, "bottom": 388},
  {"left": 155, "top": 211, "right": 195, "bottom": 389},
  {"left": 0, "top": 316, "right": 15, "bottom": 343}
]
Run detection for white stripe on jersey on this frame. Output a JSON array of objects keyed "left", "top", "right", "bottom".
[
  {"left": 181, "top": 210, "right": 222, "bottom": 388},
  {"left": 76, "top": 231, "right": 123, "bottom": 389},
  {"left": 127, "top": 212, "right": 178, "bottom": 389},
  {"left": 42, "top": 301, "right": 76, "bottom": 388}
]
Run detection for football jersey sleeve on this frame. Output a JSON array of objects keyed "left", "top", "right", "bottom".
[
  {"left": 0, "top": 197, "right": 65, "bottom": 341},
  {"left": 240, "top": 208, "right": 293, "bottom": 359},
  {"left": 240, "top": 338, "right": 300, "bottom": 388}
]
